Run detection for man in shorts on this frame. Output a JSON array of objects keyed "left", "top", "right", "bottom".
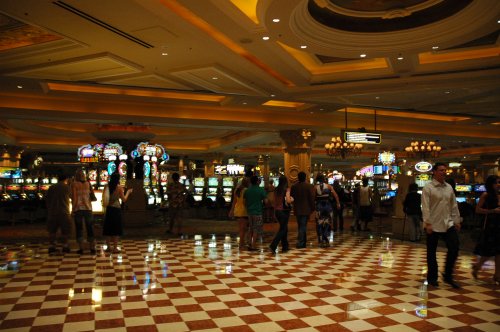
[
  {"left": 244, "top": 176, "right": 268, "bottom": 250},
  {"left": 46, "top": 173, "right": 72, "bottom": 254}
]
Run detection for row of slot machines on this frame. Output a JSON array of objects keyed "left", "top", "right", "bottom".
[
  {"left": 182, "top": 176, "right": 281, "bottom": 205},
  {"left": 1, "top": 178, "right": 58, "bottom": 202},
  {"left": 454, "top": 183, "right": 486, "bottom": 204}
]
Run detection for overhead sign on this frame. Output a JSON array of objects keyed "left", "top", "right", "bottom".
[
  {"left": 415, "top": 161, "right": 433, "bottom": 173},
  {"left": 343, "top": 131, "right": 381, "bottom": 144}
]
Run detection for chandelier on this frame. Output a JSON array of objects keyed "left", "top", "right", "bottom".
[
  {"left": 404, "top": 140, "right": 442, "bottom": 159},
  {"left": 325, "top": 137, "right": 363, "bottom": 159}
]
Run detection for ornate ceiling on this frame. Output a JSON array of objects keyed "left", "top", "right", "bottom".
[{"left": 0, "top": 0, "right": 499, "bottom": 172}]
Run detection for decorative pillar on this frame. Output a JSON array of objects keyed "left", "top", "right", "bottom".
[
  {"left": 0, "top": 146, "right": 24, "bottom": 167},
  {"left": 257, "top": 155, "right": 270, "bottom": 182},
  {"left": 178, "top": 157, "right": 185, "bottom": 174},
  {"left": 279, "top": 129, "right": 316, "bottom": 185},
  {"left": 204, "top": 153, "right": 223, "bottom": 177}
]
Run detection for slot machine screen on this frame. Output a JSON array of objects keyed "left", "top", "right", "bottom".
[
  {"left": 222, "top": 177, "right": 233, "bottom": 187},
  {"left": 473, "top": 184, "right": 486, "bottom": 192},
  {"left": 259, "top": 177, "right": 265, "bottom": 188},
  {"left": 208, "top": 177, "right": 219, "bottom": 187},
  {"left": 327, "top": 178, "right": 334, "bottom": 185},
  {"left": 455, "top": 185, "right": 472, "bottom": 192},
  {"left": 223, "top": 187, "right": 232, "bottom": 195},
  {"left": 208, "top": 187, "right": 217, "bottom": 195},
  {"left": 193, "top": 195, "right": 203, "bottom": 202},
  {"left": 194, "top": 178, "right": 205, "bottom": 187},
  {"left": 206, "top": 195, "right": 217, "bottom": 202},
  {"left": 386, "top": 190, "right": 397, "bottom": 198},
  {"left": 194, "top": 187, "right": 204, "bottom": 195},
  {"left": 373, "top": 165, "right": 383, "bottom": 175},
  {"left": 456, "top": 197, "right": 467, "bottom": 203}
]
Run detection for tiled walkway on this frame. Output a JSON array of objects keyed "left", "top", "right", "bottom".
[{"left": 0, "top": 223, "right": 498, "bottom": 332}]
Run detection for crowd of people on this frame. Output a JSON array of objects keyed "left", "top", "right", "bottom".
[{"left": 45, "top": 165, "right": 499, "bottom": 288}]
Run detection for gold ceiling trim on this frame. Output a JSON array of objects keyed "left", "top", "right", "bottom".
[
  {"left": 419, "top": 46, "right": 500, "bottom": 64},
  {"left": 341, "top": 107, "right": 470, "bottom": 122},
  {"left": 230, "top": 0, "right": 259, "bottom": 24},
  {"left": 278, "top": 42, "right": 389, "bottom": 74},
  {"left": 160, "top": 0, "right": 295, "bottom": 87},
  {"left": 46, "top": 82, "right": 225, "bottom": 103},
  {"left": 262, "top": 100, "right": 306, "bottom": 108}
]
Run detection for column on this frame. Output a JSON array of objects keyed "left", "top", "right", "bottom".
[
  {"left": 204, "top": 153, "right": 223, "bottom": 177},
  {"left": 257, "top": 155, "right": 270, "bottom": 182},
  {"left": 0, "top": 146, "right": 24, "bottom": 167},
  {"left": 279, "top": 129, "right": 316, "bottom": 184}
]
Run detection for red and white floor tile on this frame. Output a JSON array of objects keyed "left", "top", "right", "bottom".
[{"left": 1, "top": 232, "right": 499, "bottom": 331}]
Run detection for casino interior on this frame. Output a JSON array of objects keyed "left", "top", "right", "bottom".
[{"left": 0, "top": 1, "right": 499, "bottom": 331}]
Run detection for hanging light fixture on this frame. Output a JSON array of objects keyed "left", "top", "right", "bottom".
[
  {"left": 404, "top": 140, "right": 442, "bottom": 160},
  {"left": 324, "top": 108, "right": 363, "bottom": 159}
]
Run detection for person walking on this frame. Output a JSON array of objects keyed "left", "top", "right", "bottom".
[
  {"left": 71, "top": 168, "right": 96, "bottom": 255},
  {"left": 403, "top": 182, "right": 423, "bottom": 242},
  {"left": 350, "top": 183, "right": 361, "bottom": 231},
  {"left": 102, "top": 172, "right": 132, "bottom": 254},
  {"left": 244, "top": 176, "right": 268, "bottom": 250},
  {"left": 46, "top": 173, "right": 72, "bottom": 255},
  {"left": 166, "top": 172, "right": 188, "bottom": 236},
  {"left": 290, "top": 171, "right": 315, "bottom": 249},
  {"left": 422, "top": 162, "right": 462, "bottom": 288},
  {"left": 332, "top": 180, "right": 346, "bottom": 232},
  {"left": 228, "top": 177, "right": 250, "bottom": 249},
  {"left": 269, "top": 175, "right": 293, "bottom": 254},
  {"left": 358, "top": 178, "right": 373, "bottom": 231},
  {"left": 472, "top": 175, "right": 500, "bottom": 285}
]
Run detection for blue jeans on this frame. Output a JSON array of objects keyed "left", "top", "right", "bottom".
[
  {"left": 426, "top": 226, "right": 459, "bottom": 282},
  {"left": 296, "top": 215, "right": 309, "bottom": 248},
  {"left": 270, "top": 209, "right": 290, "bottom": 251},
  {"left": 74, "top": 210, "right": 95, "bottom": 244}
]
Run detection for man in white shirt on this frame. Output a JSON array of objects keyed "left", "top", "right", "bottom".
[{"left": 422, "top": 162, "right": 461, "bottom": 288}]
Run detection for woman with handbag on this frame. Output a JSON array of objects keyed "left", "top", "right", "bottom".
[
  {"left": 472, "top": 175, "right": 500, "bottom": 284},
  {"left": 228, "top": 177, "right": 250, "bottom": 249},
  {"left": 102, "top": 172, "right": 132, "bottom": 254}
]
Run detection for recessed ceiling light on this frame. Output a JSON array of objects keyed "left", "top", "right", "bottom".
[
  {"left": 242, "top": 102, "right": 247, "bottom": 105},
  {"left": 444, "top": 91, "right": 450, "bottom": 94},
  {"left": 300, "top": 45, "right": 307, "bottom": 49},
  {"left": 432, "top": 46, "right": 439, "bottom": 50},
  {"left": 212, "top": 77, "right": 218, "bottom": 80},
  {"left": 397, "top": 55, "right": 404, "bottom": 60},
  {"left": 310, "top": 111, "right": 314, "bottom": 114},
  {"left": 375, "top": 96, "right": 380, "bottom": 99},
  {"left": 270, "top": 94, "right": 275, "bottom": 97},
  {"left": 360, "top": 54, "right": 367, "bottom": 58},
  {"left": 17, "top": 85, "right": 23, "bottom": 89},
  {"left": 272, "top": 18, "right": 280, "bottom": 23},
  {"left": 262, "top": 36, "right": 270, "bottom": 41},
  {"left": 319, "top": 108, "right": 324, "bottom": 111}
]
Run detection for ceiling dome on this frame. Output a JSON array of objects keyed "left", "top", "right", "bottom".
[{"left": 308, "top": 0, "right": 472, "bottom": 32}]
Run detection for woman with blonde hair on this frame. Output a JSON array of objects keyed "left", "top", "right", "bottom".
[
  {"left": 71, "top": 168, "right": 96, "bottom": 255},
  {"left": 229, "top": 177, "right": 250, "bottom": 249}
]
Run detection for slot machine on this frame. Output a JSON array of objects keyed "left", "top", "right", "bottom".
[
  {"left": 193, "top": 177, "right": 205, "bottom": 203},
  {"left": 221, "top": 177, "right": 234, "bottom": 204},
  {"left": 98, "top": 169, "right": 109, "bottom": 191},
  {"left": 207, "top": 177, "right": 219, "bottom": 203},
  {"left": 160, "top": 171, "right": 168, "bottom": 201},
  {"left": 88, "top": 169, "right": 98, "bottom": 187}
]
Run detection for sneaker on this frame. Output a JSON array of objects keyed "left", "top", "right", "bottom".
[{"left": 62, "top": 247, "right": 71, "bottom": 254}]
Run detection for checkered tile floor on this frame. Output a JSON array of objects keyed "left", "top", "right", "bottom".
[{"left": 1, "top": 231, "right": 499, "bottom": 331}]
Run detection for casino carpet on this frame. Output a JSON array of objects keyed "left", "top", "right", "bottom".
[{"left": 0, "top": 227, "right": 499, "bottom": 332}]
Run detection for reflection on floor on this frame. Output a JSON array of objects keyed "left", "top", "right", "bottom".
[{"left": 1, "top": 229, "right": 498, "bottom": 331}]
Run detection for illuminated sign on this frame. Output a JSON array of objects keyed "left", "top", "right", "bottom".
[
  {"left": 343, "top": 131, "right": 381, "bottom": 144},
  {"left": 378, "top": 151, "right": 395, "bottom": 165},
  {"left": 415, "top": 161, "right": 433, "bottom": 173},
  {"left": 80, "top": 157, "right": 99, "bottom": 163},
  {"left": 133, "top": 142, "right": 167, "bottom": 161},
  {"left": 449, "top": 162, "right": 462, "bottom": 168}
]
